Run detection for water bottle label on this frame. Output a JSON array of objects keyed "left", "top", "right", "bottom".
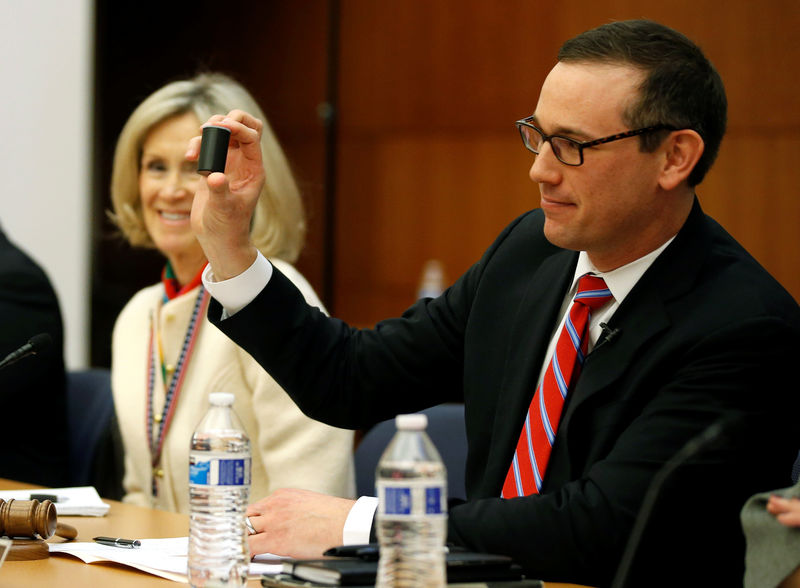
[
  {"left": 189, "top": 454, "right": 251, "bottom": 486},
  {"left": 378, "top": 480, "right": 446, "bottom": 516},
  {"left": 384, "top": 487, "right": 412, "bottom": 515},
  {"left": 426, "top": 487, "right": 443, "bottom": 514}
]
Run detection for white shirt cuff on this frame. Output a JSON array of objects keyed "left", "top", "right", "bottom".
[
  {"left": 342, "top": 496, "right": 379, "bottom": 545},
  {"left": 201, "top": 251, "right": 272, "bottom": 316}
]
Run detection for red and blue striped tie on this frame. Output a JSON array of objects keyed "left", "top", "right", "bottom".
[{"left": 502, "top": 274, "right": 613, "bottom": 498}]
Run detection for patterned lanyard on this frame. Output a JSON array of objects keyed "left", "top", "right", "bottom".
[{"left": 146, "top": 285, "right": 210, "bottom": 497}]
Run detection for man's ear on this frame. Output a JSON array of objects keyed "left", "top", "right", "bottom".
[{"left": 658, "top": 129, "right": 704, "bottom": 191}]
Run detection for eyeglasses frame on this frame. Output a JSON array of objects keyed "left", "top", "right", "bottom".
[{"left": 515, "top": 116, "right": 675, "bottom": 166}]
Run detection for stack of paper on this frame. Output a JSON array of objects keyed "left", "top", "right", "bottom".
[
  {"left": 0, "top": 486, "right": 110, "bottom": 516},
  {"left": 50, "top": 537, "right": 284, "bottom": 583}
]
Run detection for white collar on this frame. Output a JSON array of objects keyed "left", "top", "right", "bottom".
[{"left": 571, "top": 237, "right": 676, "bottom": 304}]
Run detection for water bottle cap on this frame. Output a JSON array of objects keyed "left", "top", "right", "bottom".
[
  {"left": 208, "top": 392, "right": 235, "bottom": 406},
  {"left": 395, "top": 413, "right": 427, "bottom": 430}
]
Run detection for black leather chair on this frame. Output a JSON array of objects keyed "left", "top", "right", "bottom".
[{"left": 354, "top": 403, "right": 467, "bottom": 500}]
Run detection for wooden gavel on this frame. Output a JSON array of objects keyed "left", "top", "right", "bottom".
[{"left": 0, "top": 498, "right": 77, "bottom": 560}]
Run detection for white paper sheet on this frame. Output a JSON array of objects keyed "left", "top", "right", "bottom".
[
  {"left": 0, "top": 486, "right": 110, "bottom": 516},
  {"left": 49, "top": 537, "right": 284, "bottom": 583}
]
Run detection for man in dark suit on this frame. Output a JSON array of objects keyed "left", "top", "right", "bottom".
[
  {"left": 188, "top": 20, "right": 800, "bottom": 587},
  {"left": 0, "top": 224, "right": 70, "bottom": 486}
]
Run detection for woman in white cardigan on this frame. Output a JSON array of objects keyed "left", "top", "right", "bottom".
[{"left": 108, "top": 73, "right": 354, "bottom": 513}]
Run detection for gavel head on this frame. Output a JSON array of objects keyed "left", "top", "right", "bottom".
[{"left": 0, "top": 499, "right": 57, "bottom": 539}]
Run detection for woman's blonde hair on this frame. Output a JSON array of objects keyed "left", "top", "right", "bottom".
[{"left": 109, "top": 72, "right": 305, "bottom": 263}]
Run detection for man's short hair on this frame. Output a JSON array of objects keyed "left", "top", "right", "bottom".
[{"left": 559, "top": 19, "right": 727, "bottom": 186}]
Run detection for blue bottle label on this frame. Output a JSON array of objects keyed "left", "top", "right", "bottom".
[
  {"left": 425, "top": 487, "right": 443, "bottom": 514},
  {"left": 189, "top": 453, "right": 251, "bottom": 486},
  {"left": 377, "top": 480, "right": 447, "bottom": 517},
  {"left": 384, "top": 487, "right": 412, "bottom": 515}
]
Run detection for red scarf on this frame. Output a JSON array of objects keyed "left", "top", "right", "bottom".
[{"left": 161, "top": 262, "right": 205, "bottom": 301}]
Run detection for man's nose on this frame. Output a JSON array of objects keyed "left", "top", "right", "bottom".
[{"left": 528, "top": 142, "right": 561, "bottom": 185}]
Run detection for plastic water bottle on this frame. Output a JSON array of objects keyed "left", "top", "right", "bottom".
[
  {"left": 375, "top": 413, "right": 447, "bottom": 587},
  {"left": 188, "top": 392, "right": 251, "bottom": 587},
  {"left": 416, "top": 259, "right": 446, "bottom": 299}
]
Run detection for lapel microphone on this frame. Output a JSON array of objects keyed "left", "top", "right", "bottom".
[
  {"left": 595, "top": 322, "right": 621, "bottom": 351},
  {"left": 599, "top": 322, "right": 620, "bottom": 343},
  {"left": 0, "top": 333, "right": 52, "bottom": 370}
]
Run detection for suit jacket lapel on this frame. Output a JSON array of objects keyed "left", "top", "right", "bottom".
[
  {"left": 483, "top": 199, "right": 711, "bottom": 494},
  {"left": 486, "top": 249, "right": 577, "bottom": 489},
  {"left": 568, "top": 199, "right": 710, "bottom": 410}
]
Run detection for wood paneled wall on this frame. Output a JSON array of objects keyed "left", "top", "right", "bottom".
[
  {"left": 92, "top": 1, "right": 799, "bottom": 364},
  {"left": 331, "top": 0, "right": 800, "bottom": 327}
]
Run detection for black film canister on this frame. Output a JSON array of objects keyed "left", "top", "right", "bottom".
[{"left": 197, "top": 125, "right": 231, "bottom": 175}]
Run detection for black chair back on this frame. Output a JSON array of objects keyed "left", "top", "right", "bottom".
[
  {"left": 354, "top": 403, "right": 467, "bottom": 500},
  {"left": 66, "top": 369, "right": 123, "bottom": 498}
]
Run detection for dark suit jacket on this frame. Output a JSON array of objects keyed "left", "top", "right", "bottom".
[
  {"left": 0, "top": 226, "right": 70, "bottom": 486},
  {"left": 210, "top": 200, "right": 800, "bottom": 587}
]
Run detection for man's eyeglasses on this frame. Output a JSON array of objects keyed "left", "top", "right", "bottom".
[{"left": 515, "top": 116, "right": 674, "bottom": 166}]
